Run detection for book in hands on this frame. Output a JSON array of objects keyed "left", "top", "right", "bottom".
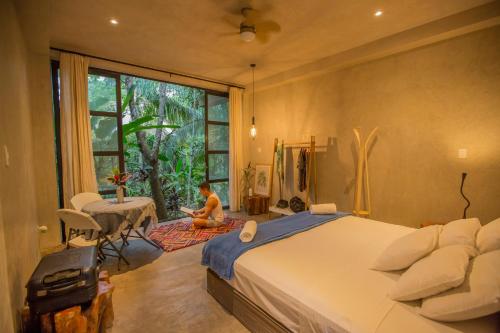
[{"left": 180, "top": 207, "right": 194, "bottom": 215}]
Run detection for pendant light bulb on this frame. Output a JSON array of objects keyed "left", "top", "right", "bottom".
[
  {"left": 250, "top": 116, "right": 257, "bottom": 138},
  {"left": 250, "top": 63, "right": 257, "bottom": 140}
]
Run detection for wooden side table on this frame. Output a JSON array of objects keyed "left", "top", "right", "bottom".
[
  {"left": 244, "top": 195, "right": 270, "bottom": 215},
  {"left": 22, "top": 271, "right": 114, "bottom": 333}
]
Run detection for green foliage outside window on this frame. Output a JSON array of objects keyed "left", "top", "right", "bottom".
[{"left": 88, "top": 73, "right": 229, "bottom": 221}]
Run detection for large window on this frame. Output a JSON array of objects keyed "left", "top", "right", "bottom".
[{"left": 52, "top": 62, "right": 229, "bottom": 221}]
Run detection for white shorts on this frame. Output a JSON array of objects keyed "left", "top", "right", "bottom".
[{"left": 207, "top": 219, "right": 223, "bottom": 227}]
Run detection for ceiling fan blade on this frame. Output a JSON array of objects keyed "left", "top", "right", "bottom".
[
  {"left": 255, "top": 31, "right": 270, "bottom": 44},
  {"left": 255, "top": 20, "right": 281, "bottom": 43},
  {"left": 258, "top": 20, "right": 281, "bottom": 34}
]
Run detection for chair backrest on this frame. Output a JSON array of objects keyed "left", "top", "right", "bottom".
[
  {"left": 56, "top": 209, "right": 102, "bottom": 231},
  {"left": 70, "top": 192, "right": 102, "bottom": 211}
]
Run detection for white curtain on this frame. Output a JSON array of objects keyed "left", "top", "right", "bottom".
[
  {"left": 59, "top": 53, "right": 98, "bottom": 208},
  {"left": 229, "top": 87, "right": 244, "bottom": 211}
]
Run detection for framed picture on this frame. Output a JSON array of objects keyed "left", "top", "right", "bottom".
[{"left": 254, "top": 164, "right": 272, "bottom": 196}]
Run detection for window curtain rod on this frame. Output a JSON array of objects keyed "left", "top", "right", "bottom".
[{"left": 50, "top": 47, "right": 245, "bottom": 90}]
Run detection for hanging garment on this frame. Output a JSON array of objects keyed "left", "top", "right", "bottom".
[
  {"left": 284, "top": 147, "right": 294, "bottom": 195},
  {"left": 297, "top": 148, "right": 308, "bottom": 192}
]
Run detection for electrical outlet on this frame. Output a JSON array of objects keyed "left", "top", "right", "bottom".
[{"left": 3, "top": 145, "right": 9, "bottom": 167}]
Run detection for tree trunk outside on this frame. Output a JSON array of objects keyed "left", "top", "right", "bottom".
[
  {"left": 149, "top": 160, "right": 168, "bottom": 220},
  {"left": 125, "top": 76, "right": 169, "bottom": 220},
  {"left": 186, "top": 120, "right": 194, "bottom": 206}
]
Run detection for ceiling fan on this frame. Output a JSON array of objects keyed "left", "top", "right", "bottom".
[{"left": 222, "top": 5, "right": 281, "bottom": 43}]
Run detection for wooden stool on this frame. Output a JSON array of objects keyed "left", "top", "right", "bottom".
[
  {"left": 23, "top": 271, "right": 114, "bottom": 333},
  {"left": 244, "top": 195, "right": 270, "bottom": 215}
]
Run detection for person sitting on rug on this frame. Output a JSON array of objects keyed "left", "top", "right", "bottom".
[{"left": 189, "top": 182, "right": 224, "bottom": 228}]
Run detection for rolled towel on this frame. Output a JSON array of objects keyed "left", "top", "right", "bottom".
[
  {"left": 239, "top": 220, "right": 257, "bottom": 242},
  {"left": 310, "top": 203, "right": 337, "bottom": 215}
]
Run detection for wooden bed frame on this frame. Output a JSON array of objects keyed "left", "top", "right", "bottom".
[{"left": 207, "top": 268, "right": 291, "bottom": 333}]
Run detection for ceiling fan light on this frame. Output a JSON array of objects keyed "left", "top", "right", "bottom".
[
  {"left": 240, "top": 25, "right": 256, "bottom": 42},
  {"left": 240, "top": 30, "right": 255, "bottom": 42}
]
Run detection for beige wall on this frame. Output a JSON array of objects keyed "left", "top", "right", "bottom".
[
  {"left": 16, "top": 0, "right": 60, "bottom": 249},
  {"left": 0, "top": 0, "right": 56, "bottom": 330},
  {"left": 244, "top": 26, "right": 500, "bottom": 227}
]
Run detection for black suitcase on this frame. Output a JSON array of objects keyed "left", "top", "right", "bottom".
[{"left": 26, "top": 246, "right": 99, "bottom": 314}]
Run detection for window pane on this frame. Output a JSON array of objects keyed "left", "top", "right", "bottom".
[
  {"left": 94, "top": 155, "right": 119, "bottom": 192},
  {"left": 208, "top": 154, "right": 228, "bottom": 180},
  {"left": 207, "top": 94, "right": 228, "bottom": 122},
  {"left": 211, "top": 181, "right": 229, "bottom": 207},
  {"left": 90, "top": 116, "right": 118, "bottom": 151},
  {"left": 88, "top": 74, "right": 117, "bottom": 112},
  {"left": 208, "top": 124, "right": 229, "bottom": 151}
]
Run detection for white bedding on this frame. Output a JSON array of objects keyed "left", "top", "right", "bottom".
[{"left": 230, "top": 216, "right": 498, "bottom": 333}]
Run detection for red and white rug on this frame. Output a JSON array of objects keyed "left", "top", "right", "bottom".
[{"left": 149, "top": 216, "right": 246, "bottom": 252}]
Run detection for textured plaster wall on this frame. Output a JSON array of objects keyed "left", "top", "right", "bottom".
[
  {"left": 243, "top": 26, "right": 500, "bottom": 227},
  {"left": 0, "top": 0, "right": 55, "bottom": 330},
  {"left": 16, "top": 0, "right": 60, "bottom": 250}
]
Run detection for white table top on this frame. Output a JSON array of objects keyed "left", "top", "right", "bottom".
[{"left": 82, "top": 196, "right": 154, "bottom": 215}]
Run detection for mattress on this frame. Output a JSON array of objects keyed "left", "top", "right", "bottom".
[{"left": 230, "top": 216, "right": 498, "bottom": 333}]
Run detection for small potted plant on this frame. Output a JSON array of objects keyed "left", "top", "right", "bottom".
[
  {"left": 107, "top": 167, "right": 130, "bottom": 203},
  {"left": 241, "top": 162, "right": 255, "bottom": 197}
]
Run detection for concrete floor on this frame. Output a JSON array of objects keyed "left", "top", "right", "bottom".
[{"left": 103, "top": 211, "right": 271, "bottom": 333}]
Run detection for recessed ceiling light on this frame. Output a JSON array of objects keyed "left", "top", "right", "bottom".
[
  {"left": 374, "top": 10, "right": 383, "bottom": 17},
  {"left": 110, "top": 18, "right": 119, "bottom": 25}
]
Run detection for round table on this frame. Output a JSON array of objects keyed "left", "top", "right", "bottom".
[{"left": 82, "top": 197, "right": 158, "bottom": 240}]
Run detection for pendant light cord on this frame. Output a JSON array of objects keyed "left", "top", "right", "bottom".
[{"left": 251, "top": 64, "right": 256, "bottom": 125}]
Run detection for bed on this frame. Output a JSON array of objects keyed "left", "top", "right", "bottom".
[{"left": 205, "top": 215, "right": 499, "bottom": 333}]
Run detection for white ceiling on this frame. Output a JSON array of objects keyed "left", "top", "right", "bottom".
[{"left": 49, "top": 0, "right": 492, "bottom": 85}]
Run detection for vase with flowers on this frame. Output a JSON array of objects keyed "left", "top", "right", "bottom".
[{"left": 107, "top": 168, "right": 130, "bottom": 203}]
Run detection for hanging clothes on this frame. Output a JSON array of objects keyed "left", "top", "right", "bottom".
[
  {"left": 284, "top": 147, "right": 294, "bottom": 195},
  {"left": 297, "top": 148, "right": 308, "bottom": 192}
]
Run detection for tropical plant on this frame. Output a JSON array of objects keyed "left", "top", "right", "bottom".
[
  {"left": 106, "top": 167, "right": 130, "bottom": 186},
  {"left": 241, "top": 162, "right": 255, "bottom": 196},
  {"left": 121, "top": 75, "right": 206, "bottom": 220}
]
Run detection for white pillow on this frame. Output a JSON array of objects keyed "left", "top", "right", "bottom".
[
  {"left": 439, "top": 218, "right": 481, "bottom": 248},
  {"left": 371, "top": 225, "right": 441, "bottom": 271},
  {"left": 476, "top": 218, "right": 500, "bottom": 254},
  {"left": 420, "top": 250, "right": 500, "bottom": 321},
  {"left": 389, "top": 245, "right": 477, "bottom": 301}
]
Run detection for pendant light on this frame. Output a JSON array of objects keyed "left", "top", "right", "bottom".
[{"left": 250, "top": 63, "right": 257, "bottom": 139}]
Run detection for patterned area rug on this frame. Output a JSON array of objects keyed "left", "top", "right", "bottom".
[{"left": 149, "top": 216, "right": 246, "bottom": 252}]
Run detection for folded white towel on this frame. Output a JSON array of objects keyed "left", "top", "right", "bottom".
[
  {"left": 310, "top": 203, "right": 337, "bottom": 215},
  {"left": 239, "top": 220, "right": 257, "bottom": 242}
]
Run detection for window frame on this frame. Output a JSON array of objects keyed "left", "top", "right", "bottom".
[
  {"left": 205, "top": 91, "right": 230, "bottom": 208},
  {"left": 51, "top": 64, "right": 230, "bottom": 209},
  {"left": 88, "top": 68, "right": 125, "bottom": 195}
]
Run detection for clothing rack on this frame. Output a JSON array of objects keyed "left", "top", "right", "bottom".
[{"left": 270, "top": 136, "right": 318, "bottom": 211}]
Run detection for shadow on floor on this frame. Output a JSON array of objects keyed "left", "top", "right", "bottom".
[{"left": 101, "top": 237, "right": 164, "bottom": 276}]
